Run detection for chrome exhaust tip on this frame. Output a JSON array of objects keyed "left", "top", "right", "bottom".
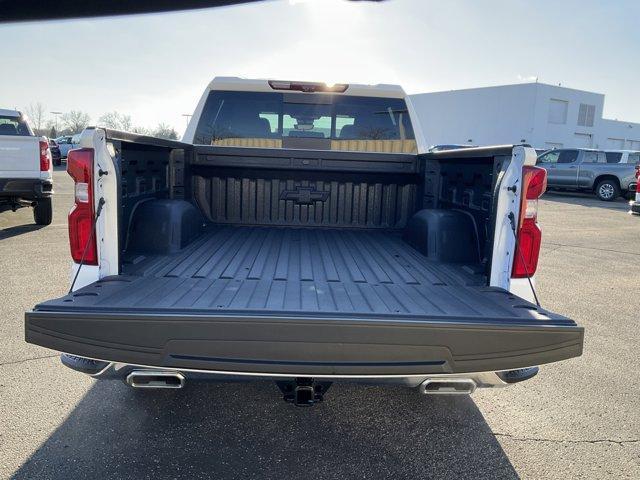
[
  {"left": 420, "top": 378, "right": 477, "bottom": 395},
  {"left": 126, "top": 370, "right": 185, "bottom": 389}
]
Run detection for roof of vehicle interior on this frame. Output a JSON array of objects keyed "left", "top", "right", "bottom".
[
  {"left": 0, "top": 0, "right": 268, "bottom": 23},
  {"left": 208, "top": 77, "right": 407, "bottom": 99}
]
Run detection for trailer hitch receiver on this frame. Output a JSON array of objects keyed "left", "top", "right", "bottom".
[{"left": 276, "top": 378, "right": 332, "bottom": 406}]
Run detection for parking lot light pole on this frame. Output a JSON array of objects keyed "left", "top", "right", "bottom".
[{"left": 50, "top": 111, "right": 62, "bottom": 134}]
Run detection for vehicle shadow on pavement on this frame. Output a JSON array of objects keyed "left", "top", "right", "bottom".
[
  {"left": 0, "top": 223, "right": 45, "bottom": 240},
  {"left": 11, "top": 380, "right": 518, "bottom": 480}
]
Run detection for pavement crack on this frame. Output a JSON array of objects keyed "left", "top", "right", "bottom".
[
  {"left": 542, "top": 245, "right": 564, "bottom": 254},
  {"left": 494, "top": 432, "right": 639, "bottom": 446},
  {"left": 543, "top": 242, "right": 640, "bottom": 257},
  {"left": 0, "top": 354, "right": 59, "bottom": 368}
]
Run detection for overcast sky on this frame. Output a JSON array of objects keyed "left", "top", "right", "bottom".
[{"left": 1, "top": 0, "right": 638, "bottom": 134}]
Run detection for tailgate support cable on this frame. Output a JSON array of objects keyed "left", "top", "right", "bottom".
[
  {"left": 68, "top": 197, "right": 106, "bottom": 294},
  {"left": 508, "top": 211, "right": 541, "bottom": 307}
]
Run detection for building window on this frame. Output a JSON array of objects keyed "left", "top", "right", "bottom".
[
  {"left": 548, "top": 99, "right": 568, "bottom": 124},
  {"left": 607, "top": 137, "right": 625, "bottom": 149},
  {"left": 577, "top": 103, "right": 595, "bottom": 127}
]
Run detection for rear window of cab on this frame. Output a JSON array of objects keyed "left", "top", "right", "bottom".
[
  {"left": 194, "top": 91, "right": 417, "bottom": 153},
  {"left": 0, "top": 115, "right": 32, "bottom": 136}
]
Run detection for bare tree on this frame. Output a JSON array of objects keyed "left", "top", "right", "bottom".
[
  {"left": 131, "top": 125, "right": 150, "bottom": 135},
  {"left": 24, "top": 102, "right": 47, "bottom": 135},
  {"left": 62, "top": 110, "right": 91, "bottom": 134},
  {"left": 98, "top": 111, "right": 133, "bottom": 131},
  {"left": 153, "top": 123, "right": 178, "bottom": 140},
  {"left": 45, "top": 119, "right": 58, "bottom": 138},
  {"left": 120, "top": 115, "right": 133, "bottom": 132}
]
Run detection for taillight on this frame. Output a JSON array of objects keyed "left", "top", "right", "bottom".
[
  {"left": 512, "top": 166, "right": 547, "bottom": 278},
  {"left": 635, "top": 165, "right": 640, "bottom": 194},
  {"left": 39, "top": 140, "right": 51, "bottom": 171},
  {"left": 67, "top": 148, "right": 98, "bottom": 265}
]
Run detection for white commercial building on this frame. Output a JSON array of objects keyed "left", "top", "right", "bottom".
[{"left": 410, "top": 82, "right": 640, "bottom": 151}]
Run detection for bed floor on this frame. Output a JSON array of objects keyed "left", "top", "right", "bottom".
[{"left": 94, "top": 225, "right": 525, "bottom": 319}]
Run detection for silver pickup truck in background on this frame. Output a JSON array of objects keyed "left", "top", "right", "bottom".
[{"left": 537, "top": 148, "right": 638, "bottom": 201}]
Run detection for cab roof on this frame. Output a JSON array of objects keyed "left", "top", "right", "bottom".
[
  {"left": 0, "top": 108, "right": 21, "bottom": 117},
  {"left": 208, "top": 77, "right": 407, "bottom": 99}
]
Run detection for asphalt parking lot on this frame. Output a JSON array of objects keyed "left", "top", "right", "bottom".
[{"left": 1, "top": 167, "right": 638, "bottom": 479}]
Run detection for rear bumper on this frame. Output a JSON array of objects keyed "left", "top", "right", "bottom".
[
  {"left": 631, "top": 201, "right": 640, "bottom": 215},
  {"left": 25, "top": 309, "right": 584, "bottom": 377},
  {"left": 0, "top": 177, "right": 53, "bottom": 200},
  {"left": 84, "top": 360, "right": 532, "bottom": 389}
]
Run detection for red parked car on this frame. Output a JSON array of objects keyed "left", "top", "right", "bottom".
[{"left": 631, "top": 165, "right": 640, "bottom": 215}]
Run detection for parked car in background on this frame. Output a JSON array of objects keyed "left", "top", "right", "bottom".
[
  {"left": 605, "top": 151, "right": 640, "bottom": 199},
  {"left": 604, "top": 150, "right": 640, "bottom": 165},
  {"left": 49, "top": 139, "right": 62, "bottom": 166},
  {"left": 55, "top": 134, "right": 80, "bottom": 158},
  {"left": 537, "top": 148, "right": 638, "bottom": 201},
  {"left": 0, "top": 108, "right": 53, "bottom": 224}
]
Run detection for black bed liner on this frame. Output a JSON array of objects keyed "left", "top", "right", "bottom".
[
  {"left": 116, "top": 226, "right": 488, "bottom": 316},
  {"left": 26, "top": 226, "right": 584, "bottom": 375}
]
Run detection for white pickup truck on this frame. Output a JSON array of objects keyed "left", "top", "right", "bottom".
[
  {"left": 25, "top": 78, "right": 583, "bottom": 405},
  {"left": 0, "top": 109, "right": 53, "bottom": 225}
]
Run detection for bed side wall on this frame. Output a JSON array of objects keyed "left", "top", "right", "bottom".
[{"left": 421, "top": 155, "right": 504, "bottom": 265}]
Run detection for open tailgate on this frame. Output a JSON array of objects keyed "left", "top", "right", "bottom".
[{"left": 25, "top": 277, "right": 583, "bottom": 376}]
